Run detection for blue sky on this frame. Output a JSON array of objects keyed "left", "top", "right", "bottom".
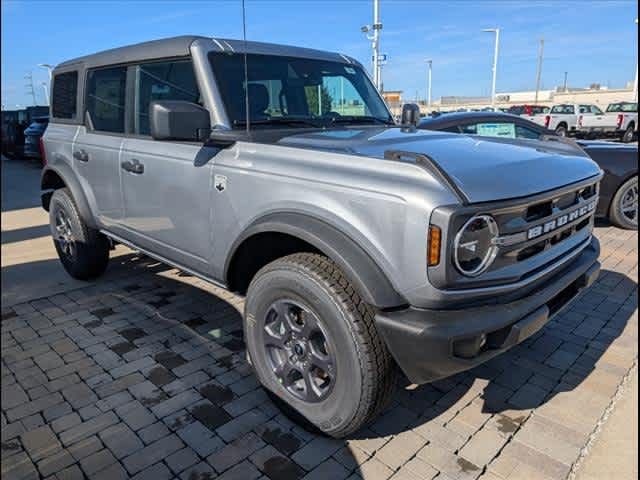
[{"left": 2, "top": 0, "right": 638, "bottom": 108}]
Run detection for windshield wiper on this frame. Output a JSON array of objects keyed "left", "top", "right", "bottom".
[
  {"left": 330, "top": 115, "right": 395, "bottom": 126},
  {"left": 233, "top": 117, "right": 322, "bottom": 128}
]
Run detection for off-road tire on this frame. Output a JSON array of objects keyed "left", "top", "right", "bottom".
[
  {"left": 49, "top": 188, "right": 110, "bottom": 279},
  {"left": 609, "top": 176, "right": 638, "bottom": 230},
  {"left": 244, "top": 253, "right": 397, "bottom": 438}
]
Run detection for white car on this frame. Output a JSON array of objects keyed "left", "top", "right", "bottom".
[
  {"left": 578, "top": 102, "right": 637, "bottom": 142},
  {"left": 536, "top": 103, "right": 600, "bottom": 136}
]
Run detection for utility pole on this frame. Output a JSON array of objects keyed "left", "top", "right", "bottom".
[
  {"left": 24, "top": 72, "right": 36, "bottom": 105},
  {"left": 482, "top": 28, "right": 500, "bottom": 108},
  {"left": 534, "top": 38, "right": 544, "bottom": 105},
  {"left": 426, "top": 59, "right": 433, "bottom": 108},
  {"left": 563, "top": 71, "right": 568, "bottom": 92}
]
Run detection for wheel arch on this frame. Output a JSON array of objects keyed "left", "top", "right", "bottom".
[
  {"left": 41, "top": 164, "right": 97, "bottom": 229},
  {"left": 224, "top": 212, "right": 407, "bottom": 309}
]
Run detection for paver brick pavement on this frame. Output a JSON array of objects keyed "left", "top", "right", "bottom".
[{"left": 1, "top": 157, "right": 637, "bottom": 479}]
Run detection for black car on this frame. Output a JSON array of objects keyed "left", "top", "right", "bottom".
[
  {"left": 23, "top": 116, "right": 49, "bottom": 162},
  {"left": 419, "top": 112, "right": 638, "bottom": 229}
]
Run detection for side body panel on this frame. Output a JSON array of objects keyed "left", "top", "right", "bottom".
[
  {"left": 117, "top": 138, "right": 216, "bottom": 274},
  {"left": 72, "top": 127, "right": 124, "bottom": 227}
]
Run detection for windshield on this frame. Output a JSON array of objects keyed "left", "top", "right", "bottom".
[
  {"left": 550, "top": 104, "right": 575, "bottom": 114},
  {"left": 209, "top": 52, "right": 393, "bottom": 128},
  {"left": 607, "top": 103, "right": 637, "bottom": 113}
]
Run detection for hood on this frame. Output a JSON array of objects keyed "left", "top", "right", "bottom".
[{"left": 277, "top": 127, "right": 602, "bottom": 203}]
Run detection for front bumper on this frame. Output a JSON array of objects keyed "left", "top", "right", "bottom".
[{"left": 375, "top": 237, "right": 600, "bottom": 384}]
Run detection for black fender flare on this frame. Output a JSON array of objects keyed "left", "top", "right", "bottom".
[
  {"left": 41, "top": 164, "right": 97, "bottom": 229},
  {"left": 225, "top": 212, "right": 408, "bottom": 309}
]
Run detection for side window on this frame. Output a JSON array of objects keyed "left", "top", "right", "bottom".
[
  {"left": 86, "top": 67, "right": 127, "bottom": 133},
  {"left": 515, "top": 125, "right": 541, "bottom": 139},
  {"left": 459, "top": 124, "right": 477, "bottom": 134},
  {"left": 52, "top": 71, "right": 78, "bottom": 119},
  {"left": 134, "top": 60, "right": 200, "bottom": 136},
  {"left": 591, "top": 105, "right": 603, "bottom": 115},
  {"left": 467, "top": 122, "right": 516, "bottom": 138}
]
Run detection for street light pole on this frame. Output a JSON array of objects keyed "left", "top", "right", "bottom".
[
  {"left": 361, "top": 0, "right": 383, "bottom": 91},
  {"left": 38, "top": 63, "right": 54, "bottom": 81},
  {"left": 483, "top": 28, "right": 500, "bottom": 108},
  {"left": 563, "top": 71, "right": 568, "bottom": 92},
  {"left": 634, "top": 18, "right": 638, "bottom": 102},
  {"left": 426, "top": 59, "right": 433, "bottom": 108},
  {"left": 534, "top": 38, "right": 544, "bottom": 105}
]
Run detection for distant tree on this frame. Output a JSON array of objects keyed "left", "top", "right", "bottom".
[{"left": 306, "top": 85, "right": 333, "bottom": 116}]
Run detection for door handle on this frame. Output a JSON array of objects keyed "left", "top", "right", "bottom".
[
  {"left": 121, "top": 159, "right": 144, "bottom": 174},
  {"left": 73, "top": 149, "right": 89, "bottom": 162}
]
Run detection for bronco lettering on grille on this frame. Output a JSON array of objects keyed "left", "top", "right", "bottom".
[{"left": 527, "top": 199, "right": 597, "bottom": 240}]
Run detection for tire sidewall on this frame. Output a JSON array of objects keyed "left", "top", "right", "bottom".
[
  {"left": 245, "top": 265, "right": 364, "bottom": 434},
  {"left": 49, "top": 190, "right": 84, "bottom": 274},
  {"left": 556, "top": 125, "right": 567, "bottom": 136},
  {"left": 610, "top": 176, "right": 638, "bottom": 230}
]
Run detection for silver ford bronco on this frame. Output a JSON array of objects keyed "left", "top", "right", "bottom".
[{"left": 42, "top": 36, "right": 602, "bottom": 437}]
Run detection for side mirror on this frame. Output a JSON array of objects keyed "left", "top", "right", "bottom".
[
  {"left": 150, "top": 100, "right": 210, "bottom": 141},
  {"left": 401, "top": 103, "right": 420, "bottom": 126}
]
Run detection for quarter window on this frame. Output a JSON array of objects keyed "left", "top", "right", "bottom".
[
  {"left": 86, "top": 67, "right": 127, "bottom": 133},
  {"left": 51, "top": 71, "right": 78, "bottom": 119},
  {"left": 134, "top": 60, "right": 200, "bottom": 135}
]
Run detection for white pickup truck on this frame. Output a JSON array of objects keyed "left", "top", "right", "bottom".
[
  {"left": 578, "top": 102, "right": 637, "bottom": 142},
  {"left": 532, "top": 103, "right": 601, "bottom": 136}
]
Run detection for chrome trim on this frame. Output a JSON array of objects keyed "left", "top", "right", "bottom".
[
  {"left": 442, "top": 236, "right": 593, "bottom": 297},
  {"left": 453, "top": 215, "right": 499, "bottom": 277}
]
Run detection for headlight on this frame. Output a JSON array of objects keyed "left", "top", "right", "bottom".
[{"left": 453, "top": 215, "right": 499, "bottom": 277}]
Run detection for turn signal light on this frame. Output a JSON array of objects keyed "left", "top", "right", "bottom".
[{"left": 427, "top": 225, "right": 441, "bottom": 267}]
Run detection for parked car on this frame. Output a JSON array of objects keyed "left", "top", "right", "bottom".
[
  {"left": 23, "top": 116, "right": 49, "bottom": 162},
  {"left": 418, "top": 111, "right": 638, "bottom": 229},
  {"left": 42, "top": 36, "right": 602, "bottom": 437},
  {"left": 507, "top": 104, "right": 549, "bottom": 116},
  {"left": 578, "top": 102, "right": 637, "bottom": 143},
  {"left": 534, "top": 103, "right": 601, "bottom": 136}
]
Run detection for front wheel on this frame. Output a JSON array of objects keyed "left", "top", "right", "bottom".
[
  {"left": 609, "top": 176, "right": 638, "bottom": 230},
  {"left": 49, "top": 188, "right": 110, "bottom": 279},
  {"left": 244, "top": 253, "right": 397, "bottom": 438}
]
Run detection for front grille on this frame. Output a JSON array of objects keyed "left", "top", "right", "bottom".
[{"left": 429, "top": 176, "right": 600, "bottom": 290}]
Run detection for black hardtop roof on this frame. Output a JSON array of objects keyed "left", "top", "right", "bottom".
[{"left": 54, "top": 35, "right": 356, "bottom": 71}]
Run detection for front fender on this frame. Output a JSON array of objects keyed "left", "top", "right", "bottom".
[
  {"left": 41, "top": 164, "right": 97, "bottom": 229},
  {"left": 225, "top": 212, "right": 408, "bottom": 309}
]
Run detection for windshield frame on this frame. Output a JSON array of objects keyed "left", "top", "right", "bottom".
[{"left": 208, "top": 52, "right": 394, "bottom": 129}]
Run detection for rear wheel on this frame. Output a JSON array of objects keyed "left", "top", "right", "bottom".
[
  {"left": 555, "top": 124, "right": 568, "bottom": 136},
  {"left": 49, "top": 188, "right": 110, "bottom": 279},
  {"left": 609, "top": 176, "right": 638, "bottom": 230},
  {"left": 622, "top": 124, "right": 636, "bottom": 143},
  {"left": 244, "top": 253, "right": 397, "bottom": 438}
]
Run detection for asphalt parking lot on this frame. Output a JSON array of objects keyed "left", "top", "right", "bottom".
[{"left": 1, "top": 155, "right": 637, "bottom": 480}]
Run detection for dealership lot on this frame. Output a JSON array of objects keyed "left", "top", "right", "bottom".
[{"left": 1, "top": 156, "right": 637, "bottom": 480}]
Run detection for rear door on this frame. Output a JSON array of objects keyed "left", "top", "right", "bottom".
[
  {"left": 73, "top": 66, "right": 127, "bottom": 227},
  {"left": 118, "top": 58, "right": 214, "bottom": 274}
]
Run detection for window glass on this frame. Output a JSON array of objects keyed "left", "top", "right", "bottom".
[
  {"left": 474, "top": 122, "right": 516, "bottom": 138},
  {"left": 208, "top": 52, "right": 392, "bottom": 128},
  {"left": 515, "top": 125, "right": 541, "bottom": 139},
  {"left": 86, "top": 67, "right": 127, "bottom": 133},
  {"left": 134, "top": 60, "right": 200, "bottom": 135},
  {"left": 590, "top": 105, "right": 604, "bottom": 115},
  {"left": 52, "top": 71, "right": 78, "bottom": 119},
  {"left": 606, "top": 102, "right": 637, "bottom": 113},
  {"left": 578, "top": 105, "right": 591, "bottom": 114},
  {"left": 550, "top": 104, "right": 574, "bottom": 114}
]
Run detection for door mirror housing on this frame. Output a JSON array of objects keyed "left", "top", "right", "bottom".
[
  {"left": 401, "top": 103, "right": 421, "bottom": 126},
  {"left": 150, "top": 100, "right": 211, "bottom": 141}
]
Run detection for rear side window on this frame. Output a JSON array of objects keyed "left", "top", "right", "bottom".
[
  {"left": 134, "top": 60, "right": 200, "bottom": 135},
  {"left": 52, "top": 71, "right": 78, "bottom": 119},
  {"left": 86, "top": 66, "right": 127, "bottom": 133},
  {"left": 551, "top": 104, "right": 574, "bottom": 114}
]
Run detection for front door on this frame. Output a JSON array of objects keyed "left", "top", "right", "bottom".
[
  {"left": 118, "top": 59, "right": 214, "bottom": 274},
  {"left": 74, "top": 66, "right": 128, "bottom": 227}
]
